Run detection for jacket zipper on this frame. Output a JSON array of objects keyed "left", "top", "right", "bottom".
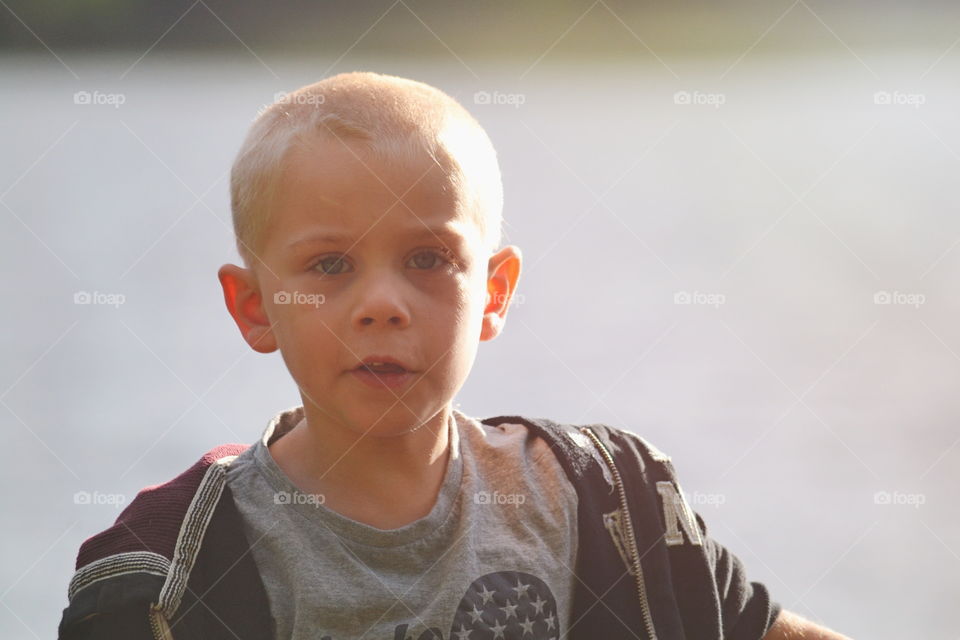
[
  {"left": 580, "top": 427, "right": 658, "bottom": 640},
  {"left": 149, "top": 603, "right": 173, "bottom": 640}
]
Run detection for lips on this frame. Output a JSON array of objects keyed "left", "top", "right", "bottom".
[
  {"left": 359, "top": 362, "right": 406, "bottom": 373},
  {"left": 353, "top": 356, "right": 413, "bottom": 374},
  {"left": 350, "top": 356, "right": 416, "bottom": 391}
]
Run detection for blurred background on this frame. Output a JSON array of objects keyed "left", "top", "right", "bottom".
[{"left": 2, "top": 1, "right": 959, "bottom": 638}]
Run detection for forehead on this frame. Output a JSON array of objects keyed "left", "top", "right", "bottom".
[{"left": 266, "top": 136, "right": 482, "bottom": 249}]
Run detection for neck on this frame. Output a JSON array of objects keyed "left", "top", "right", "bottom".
[{"left": 267, "top": 404, "right": 453, "bottom": 525}]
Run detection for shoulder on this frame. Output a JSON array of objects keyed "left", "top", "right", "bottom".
[
  {"left": 69, "top": 443, "right": 249, "bottom": 596},
  {"left": 60, "top": 443, "right": 255, "bottom": 637},
  {"left": 476, "top": 413, "right": 680, "bottom": 501},
  {"left": 461, "top": 413, "right": 577, "bottom": 499},
  {"left": 480, "top": 413, "right": 672, "bottom": 470},
  {"left": 463, "top": 413, "right": 556, "bottom": 464}
]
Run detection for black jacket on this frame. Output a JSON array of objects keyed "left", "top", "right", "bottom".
[{"left": 59, "top": 414, "right": 781, "bottom": 639}]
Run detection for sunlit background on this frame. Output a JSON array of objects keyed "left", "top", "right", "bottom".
[{"left": 2, "top": 1, "right": 959, "bottom": 638}]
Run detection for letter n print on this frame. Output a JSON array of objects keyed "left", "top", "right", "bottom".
[{"left": 655, "top": 481, "right": 703, "bottom": 547}]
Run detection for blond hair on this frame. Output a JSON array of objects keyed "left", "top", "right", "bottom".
[{"left": 229, "top": 71, "right": 504, "bottom": 268}]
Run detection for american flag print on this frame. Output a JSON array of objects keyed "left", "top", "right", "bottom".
[{"left": 448, "top": 571, "right": 560, "bottom": 640}]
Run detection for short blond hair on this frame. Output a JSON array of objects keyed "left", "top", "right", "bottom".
[{"left": 229, "top": 71, "right": 504, "bottom": 268}]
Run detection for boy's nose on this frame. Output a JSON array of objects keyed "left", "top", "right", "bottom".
[
  {"left": 352, "top": 277, "right": 411, "bottom": 329},
  {"left": 357, "top": 312, "right": 407, "bottom": 327}
]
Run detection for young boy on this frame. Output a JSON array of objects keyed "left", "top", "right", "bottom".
[{"left": 58, "top": 72, "right": 849, "bottom": 640}]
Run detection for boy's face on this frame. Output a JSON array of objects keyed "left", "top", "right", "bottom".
[{"left": 219, "top": 135, "right": 520, "bottom": 438}]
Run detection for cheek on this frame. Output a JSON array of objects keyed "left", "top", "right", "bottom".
[
  {"left": 439, "top": 289, "right": 486, "bottom": 384},
  {"left": 267, "top": 297, "right": 335, "bottom": 360},
  {"left": 416, "top": 279, "right": 476, "bottom": 344},
  {"left": 447, "top": 271, "right": 482, "bottom": 316},
  {"left": 445, "top": 277, "right": 488, "bottom": 343}
]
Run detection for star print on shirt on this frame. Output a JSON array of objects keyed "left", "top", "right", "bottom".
[{"left": 449, "top": 571, "right": 560, "bottom": 640}]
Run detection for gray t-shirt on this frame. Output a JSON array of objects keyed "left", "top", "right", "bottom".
[{"left": 225, "top": 406, "right": 579, "bottom": 640}]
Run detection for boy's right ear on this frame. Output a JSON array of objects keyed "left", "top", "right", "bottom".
[{"left": 217, "top": 264, "right": 278, "bottom": 354}]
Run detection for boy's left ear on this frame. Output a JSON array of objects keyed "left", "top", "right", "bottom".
[
  {"left": 217, "top": 264, "right": 279, "bottom": 354},
  {"left": 480, "top": 245, "right": 522, "bottom": 342}
]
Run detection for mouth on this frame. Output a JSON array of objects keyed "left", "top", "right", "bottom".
[
  {"left": 352, "top": 357, "right": 412, "bottom": 374},
  {"left": 350, "top": 356, "right": 416, "bottom": 390}
]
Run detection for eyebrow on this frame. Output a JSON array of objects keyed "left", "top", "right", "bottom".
[{"left": 286, "top": 226, "right": 467, "bottom": 250}]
